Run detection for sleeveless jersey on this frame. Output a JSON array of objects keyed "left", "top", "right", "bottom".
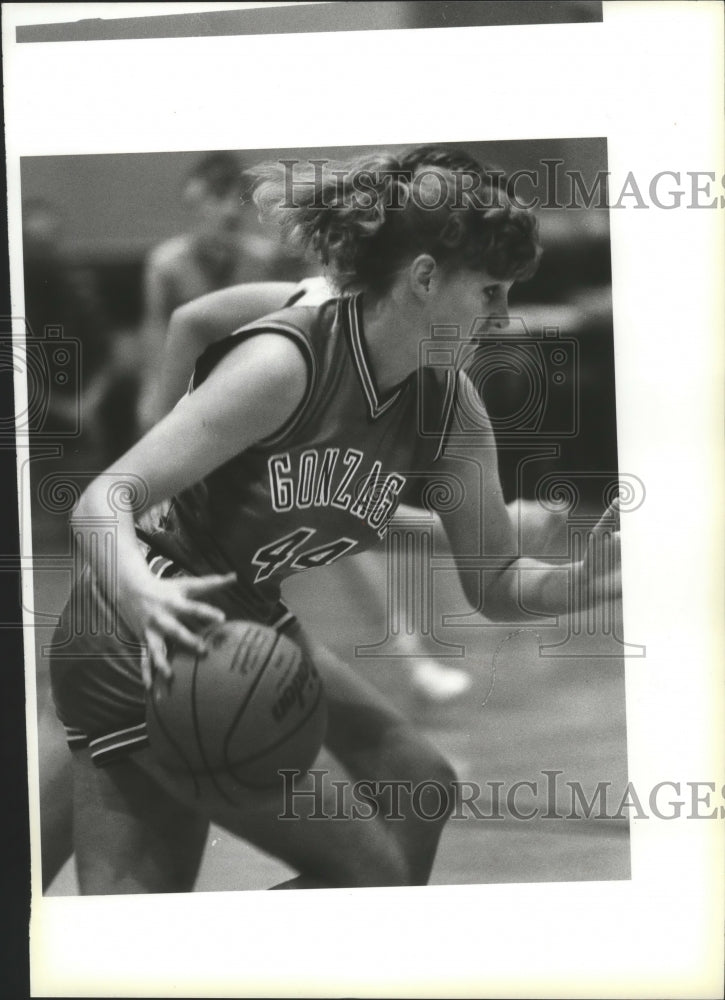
[{"left": 136, "top": 293, "right": 455, "bottom": 621}]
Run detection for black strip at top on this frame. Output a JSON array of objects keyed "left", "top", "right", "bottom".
[{"left": 17, "top": 2, "right": 603, "bottom": 43}]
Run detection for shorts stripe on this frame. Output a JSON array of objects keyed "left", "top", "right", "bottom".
[
  {"left": 89, "top": 721, "right": 147, "bottom": 749},
  {"left": 64, "top": 726, "right": 89, "bottom": 747},
  {"left": 158, "top": 562, "right": 182, "bottom": 579},
  {"left": 148, "top": 554, "right": 172, "bottom": 576},
  {"left": 89, "top": 723, "right": 150, "bottom": 763}
]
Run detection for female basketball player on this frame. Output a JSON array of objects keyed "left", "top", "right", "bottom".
[
  {"left": 49, "top": 147, "right": 620, "bottom": 893},
  {"left": 38, "top": 149, "right": 478, "bottom": 891},
  {"left": 140, "top": 151, "right": 468, "bottom": 703}
]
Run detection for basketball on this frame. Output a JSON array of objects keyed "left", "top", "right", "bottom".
[{"left": 146, "top": 620, "right": 327, "bottom": 800}]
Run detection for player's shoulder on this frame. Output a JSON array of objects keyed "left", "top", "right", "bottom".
[
  {"left": 192, "top": 285, "right": 338, "bottom": 397},
  {"left": 193, "top": 327, "right": 310, "bottom": 401},
  {"left": 243, "top": 290, "right": 339, "bottom": 341},
  {"left": 222, "top": 330, "right": 309, "bottom": 378},
  {"left": 192, "top": 302, "right": 330, "bottom": 393}
]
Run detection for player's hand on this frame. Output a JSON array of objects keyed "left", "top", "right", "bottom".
[
  {"left": 120, "top": 570, "right": 237, "bottom": 688},
  {"left": 573, "top": 500, "right": 621, "bottom": 611}
]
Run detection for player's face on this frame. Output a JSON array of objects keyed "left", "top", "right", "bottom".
[
  {"left": 430, "top": 267, "right": 514, "bottom": 339},
  {"left": 197, "top": 190, "right": 243, "bottom": 239}
]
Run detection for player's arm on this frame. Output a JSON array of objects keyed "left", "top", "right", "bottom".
[
  {"left": 147, "top": 282, "right": 298, "bottom": 428},
  {"left": 437, "top": 372, "right": 620, "bottom": 622},
  {"left": 73, "top": 332, "right": 308, "bottom": 685}
]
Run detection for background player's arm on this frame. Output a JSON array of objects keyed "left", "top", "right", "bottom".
[
  {"left": 438, "top": 372, "right": 619, "bottom": 621},
  {"left": 142, "top": 251, "right": 172, "bottom": 361},
  {"left": 73, "top": 332, "right": 309, "bottom": 683},
  {"left": 137, "top": 251, "right": 178, "bottom": 430},
  {"left": 150, "top": 282, "right": 298, "bottom": 426}
]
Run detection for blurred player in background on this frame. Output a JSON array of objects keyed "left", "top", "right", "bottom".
[{"left": 136, "top": 151, "right": 304, "bottom": 431}]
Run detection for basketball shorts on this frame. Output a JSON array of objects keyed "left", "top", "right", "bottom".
[{"left": 48, "top": 539, "right": 297, "bottom": 767}]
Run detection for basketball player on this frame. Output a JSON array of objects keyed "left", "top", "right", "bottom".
[
  {"left": 47, "top": 147, "right": 620, "bottom": 892},
  {"left": 37, "top": 153, "right": 471, "bottom": 891},
  {"left": 142, "top": 136, "right": 512, "bottom": 704},
  {"left": 145, "top": 144, "right": 563, "bottom": 703},
  {"left": 139, "top": 149, "right": 471, "bottom": 700}
]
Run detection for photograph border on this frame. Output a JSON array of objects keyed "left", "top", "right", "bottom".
[{"left": 2, "top": 2, "right": 723, "bottom": 997}]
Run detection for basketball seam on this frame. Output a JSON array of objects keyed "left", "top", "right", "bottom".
[
  {"left": 224, "top": 674, "right": 327, "bottom": 790},
  {"left": 191, "top": 646, "right": 236, "bottom": 806},
  {"left": 229, "top": 677, "right": 325, "bottom": 769},
  {"left": 220, "top": 629, "right": 281, "bottom": 782},
  {"left": 155, "top": 627, "right": 325, "bottom": 796},
  {"left": 153, "top": 680, "right": 325, "bottom": 791},
  {"left": 147, "top": 683, "right": 202, "bottom": 799}
]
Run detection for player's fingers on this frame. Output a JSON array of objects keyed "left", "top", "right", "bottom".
[
  {"left": 173, "top": 597, "right": 226, "bottom": 626},
  {"left": 182, "top": 572, "right": 237, "bottom": 596},
  {"left": 145, "top": 629, "right": 172, "bottom": 687},
  {"left": 152, "top": 611, "right": 208, "bottom": 656}
]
